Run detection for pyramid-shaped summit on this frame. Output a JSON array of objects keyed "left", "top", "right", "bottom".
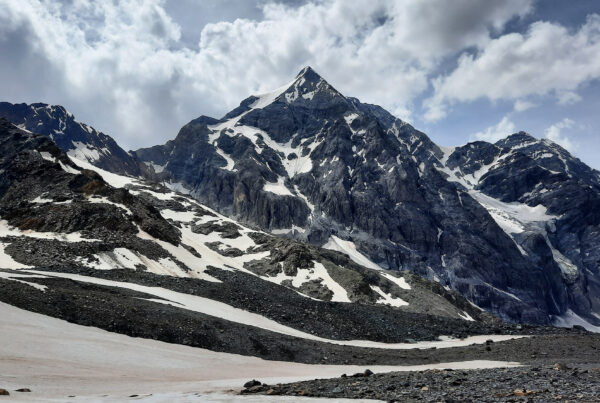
[
  {"left": 295, "top": 66, "right": 321, "bottom": 80},
  {"left": 268, "top": 66, "right": 344, "bottom": 106},
  {"left": 221, "top": 66, "right": 338, "bottom": 117}
]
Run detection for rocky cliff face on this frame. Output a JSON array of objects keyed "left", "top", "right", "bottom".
[
  {"left": 0, "top": 102, "right": 149, "bottom": 177},
  {"left": 132, "top": 67, "right": 600, "bottom": 326},
  {"left": 444, "top": 133, "right": 600, "bottom": 326}
]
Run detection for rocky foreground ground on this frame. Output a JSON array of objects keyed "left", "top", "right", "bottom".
[
  {"left": 242, "top": 333, "right": 600, "bottom": 402},
  {"left": 243, "top": 364, "right": 600, "bottom": 402}
]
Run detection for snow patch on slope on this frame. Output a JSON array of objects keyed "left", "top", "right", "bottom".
[
  {"left": 0, "top": 220, "right": 100, "bottom": 243},
  {"left": 87, "top": 196, "right": 133, "bottom": 215},
  {"left": 0, "top": 243, "right": 32, "bottom": 269},
  {"left": 68, "top": 141, "right": 102, "bottom": 162},
  {"left": 381, "top": 272, "right": 411, "bottom": 290},
  {"left": 545, "top": 239, "right": 579, "bottom": 281},
  {"left": 39, "top": 151, "right": 81, "bottom": 175},
  {"left": 0, "top": 271, "right": 46, "bottom": 290},
  {"left": 146, "top": 162, "right": 166, "bottom": 173},
  {"left": 31, "top": 195, "right": 55, "bottom": 204},
  {"left": 370, "top": 285, "right": 409, "bottom": 307},
  {"left": 469, "top": 192, "right": 555, "bottom": 235},
  {"left": 323, "top": 235, "right": 381, "bottom": 270},
  {"left": 166, "top": 181, "right": 191, "bottom": 195},
  {"left": 265, "top": 261, "right": 351, "bottom": 303},
  {"left": 71, "top": 157, "right": 137, "bottom": 188},
  {"left": 458, "top": 311, "right": 475, "bottom": 322},
  {"left": 264, "top": 177, "right": 294, "bottom": 196},
  {"left": 213, "top": 146, "right": 236, "bottom": 171},
  {"left": 344, "top": 113, "right": 359, "bottom": 126},
  {"left": 39, "top": 151, "right": 55, "bottom": 162},
  {"left": 75, "top": 248, "right": 182, "bottom": 275}
]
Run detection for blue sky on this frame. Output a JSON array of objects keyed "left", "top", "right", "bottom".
[{"left": 1, "top": 0, "right": 599, "bottom": 169}]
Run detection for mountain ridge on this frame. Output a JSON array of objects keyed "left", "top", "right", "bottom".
[
  {"left": 2, "top": 67, "right": 600, "bottom": 329},
  {"left": 131, "top": 67, "right": 578, "bottom": 325},
  {"left": 0, "top": 102, "right": 152, "bottom": 178}
]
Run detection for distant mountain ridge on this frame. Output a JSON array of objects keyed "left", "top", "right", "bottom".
[
  {"left": 2, "top": 67, "right": 600, "bottom": 329},
  {"left": 0, "top": 102, "right": 150, "bottom": 177}
]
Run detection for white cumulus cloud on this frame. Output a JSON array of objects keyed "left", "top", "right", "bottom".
[
  {"left": 513, "top": 99, "right": 536, "bottom": 112},
  {"left": 425, "top": 14, "right": 600, "bottom": 121},
  {"left": 0, "top": 0, "right": 533, "bottom": 148},
  {"left": 545, "top": 118, "right": 576, "bottom": 151},
  {"left": 471, "top": 116, "right": 516, "bottom": 142}
]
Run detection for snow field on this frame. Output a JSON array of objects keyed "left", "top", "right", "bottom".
[{"left": 0, "top": 301, "right": 522, "bottom": 402}]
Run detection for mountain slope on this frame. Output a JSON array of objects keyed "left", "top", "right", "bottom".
[
  {"left": 0, "top": 118, "right": 509, "bottom": 362},
  {"left": 5, "top": 68, "right": 599, "bottom": 329},
  {"left": 443, "top": 132, "right": 600, "bottom": 326},
  {"left": 133, "top": 67, "right": 592, "bottom": 325},
  {"left": 0, "top": 102, "right": 149, "bottom": 177}
]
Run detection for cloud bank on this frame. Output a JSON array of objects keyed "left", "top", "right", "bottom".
[
  {"left": 0, "top": 0, "right": 534, "bottom": 148},
  {"left": 425, "top": 15, "right": 600, "bottom": 121},
  {"left": 1, "top": 0, "right": 597, "bottom": 153}
]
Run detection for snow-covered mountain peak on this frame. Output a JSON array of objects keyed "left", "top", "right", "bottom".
[
  {"left": 285, "top": 66, "right": 342, "bottom": 103},
  {"left": 250, "top": 66, "right": 343, "bottom": 109},
  {"left": 218, "top": 67, "right": 341, "bottom": 125},
  {"left": 495, "top": 131, "right": 537, "bottom": 149},
  {"left": 31, "top": 103, "right": 72, "bottom": 119},
  {"left": 295, "top": 65, "right": 318, "bottom": 79}
]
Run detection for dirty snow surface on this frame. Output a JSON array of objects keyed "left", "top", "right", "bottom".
[{"left": 0, "top": 302, "right": 522, "bottom": 402}]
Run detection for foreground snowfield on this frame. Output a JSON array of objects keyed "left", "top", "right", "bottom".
[{"left": 0, "top": 302, "right": 521, "bottom": 402}]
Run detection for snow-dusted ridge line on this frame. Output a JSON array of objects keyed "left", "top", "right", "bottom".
[
  {"left": 19, "top": 270, "right": 527, "bottom": 349},
  {"left": 250, "top": 76, "right": 298, "bottom": 109}
]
